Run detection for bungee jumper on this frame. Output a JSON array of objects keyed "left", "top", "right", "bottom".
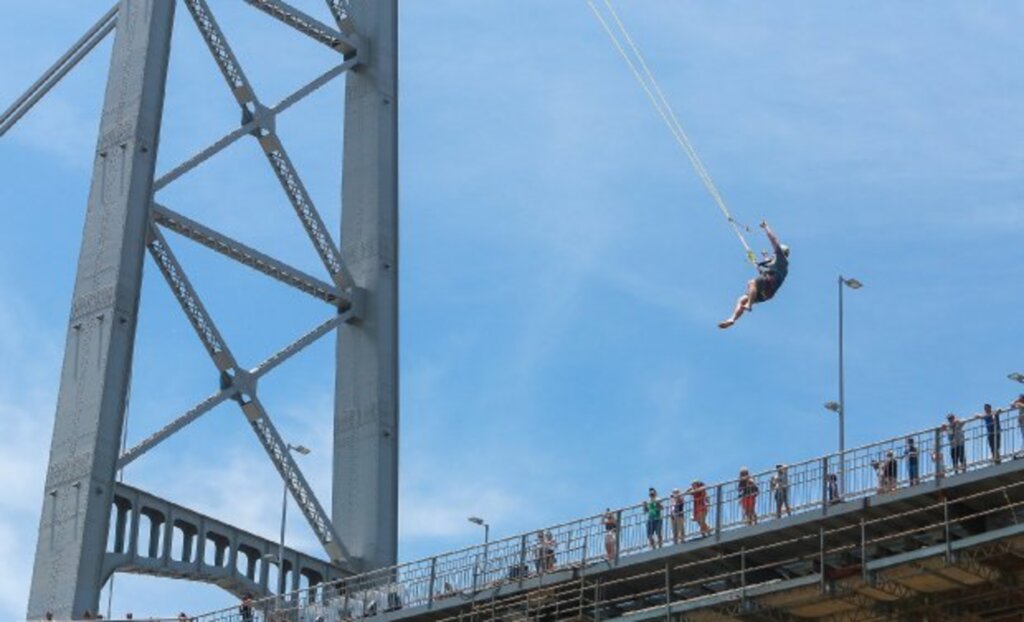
[
  {"left": 588, "top": 0, "right": 790, "bottom": 328},
  {"left": 718, "top": 221, "right": 789, "bottom": 329}
]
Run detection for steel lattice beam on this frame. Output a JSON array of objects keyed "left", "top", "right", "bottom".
[
  {"left": 146, "top": 226, "right": 237, "bottom": 371},
  {"left": 118, "top": 310, "right": 352, "bottom": 469},
  {"left": 152, "top": 54, "right": 359, "bottom": 193},
  {"left": 145, "top": 224, "right": 348, "bottom": 564},
  {"left": 324, "top": 0, "right": 353, "bottom": 33},
  {"left": 183, "top": 0, "right": 355, "bottom": 290},
  {"left": 153, "top": 203, "right": 341, "bottom": 305},
  {"left": 243, "top": 0, "right": 359, "bottom": 55}
]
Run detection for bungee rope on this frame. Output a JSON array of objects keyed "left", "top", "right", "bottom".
[{"left": 586, "top": 0, "right": 759, "bottom": 268}]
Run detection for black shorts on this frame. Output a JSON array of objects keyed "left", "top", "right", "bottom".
[{"left": 754, "top": 274, "right": 779, "bottom": 302}]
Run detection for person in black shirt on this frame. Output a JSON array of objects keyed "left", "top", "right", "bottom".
[
  {"left": 239, "top": 594, "right": 254, "bottom": 622},
  {"left": 719, "top": 221, "right": 789, "bottom": 329}
]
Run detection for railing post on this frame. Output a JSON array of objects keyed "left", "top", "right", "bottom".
[
  {"left": 714, "top": 484, "right": 723, "bottom": 541},
  {"left": 934, "top": 427, "right": 944, "bottom": 487},
  {"left": 821, "top": 457, "right": 830, "bottom": 514},
  {"left": 519, "top": 534, "right": 528, "bottom": 583},
  {"left": 427, "top": 556, "right": 436, "bottom": 607}
]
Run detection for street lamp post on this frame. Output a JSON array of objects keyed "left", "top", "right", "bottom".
[
  {"left": 832, "top": 276, "right": 862, "bottom": 495},
  {"left": 468, "top": 516, "right": 489, "bottom": 590},
  {"left": 278, "top": 443, "right": 311, "bottom": 603}
]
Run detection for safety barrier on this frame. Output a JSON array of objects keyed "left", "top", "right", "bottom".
[{"left": 190, "top": 404, "right": 1024, "bottom": 622}]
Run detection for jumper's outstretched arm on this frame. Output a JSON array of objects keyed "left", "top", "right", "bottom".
[{"left": 760, "top": 220, "right": 784, "bottom": 255}]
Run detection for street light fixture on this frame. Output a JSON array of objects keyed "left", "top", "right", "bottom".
[
  {"left": 468, "top": 517, "right": 490, "bottom": 591},
  {"left": 276, "top": 443, "right": 311, "bottom": 603},
  {"left": 834, "top": 275, "right": 863, "bottom": 496},
  {"left": 824, "top": 401, "right": 841, "bottom": 413},
  {"left": 1009, "top": 372, "right": 1024, "bottom": 384}
]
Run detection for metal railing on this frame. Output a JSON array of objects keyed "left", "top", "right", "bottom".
[{"left": 191, "top": 404, "right": 1024, "bottom": 622}]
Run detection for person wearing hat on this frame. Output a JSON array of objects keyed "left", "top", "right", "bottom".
[
  {"left": 669, "top": 488, "right": 686, "bottom": 544},
  {"left": 719, "top": 220, "right": 790, "bottom": 329}
]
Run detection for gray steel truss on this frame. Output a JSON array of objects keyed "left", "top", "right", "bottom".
[
  {"left": 26, "top": 1, "right": 175, "bottom": 617},
  {"left": 22, "top": 0, "right": 398, "bottom": 616}
]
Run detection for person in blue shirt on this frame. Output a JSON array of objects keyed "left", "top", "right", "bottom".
[{"left": 719, "top": 220, "right": 789, "bottom": 329}]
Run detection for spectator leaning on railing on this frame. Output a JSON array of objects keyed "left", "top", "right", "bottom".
[
  {"left": 643, "top": 488, "right": 664, "bottom": 549},
  {"left": 945, "top": 413, "right": 967, "bottom": 474},
  {"left": 980, "top": 403, "right": 1002, "bottom": 464},
  {"left": 669, "top": 488, "right": 686, "bottom": 544},
  {"left": 688, "top": 480, "right": 712, "bottom": 537},
  {"left": 902, "top": 437, "right": 920, "bottom": 486},
  {"left": 602, "top": 508, "right": 618, "bottom": 559},
  {"left": 771, "top": 464, "right": 791, "bottom": 518},
  {"left": 239, "top": 594, "right": 254, "bottom": 622},
  {"left": 738, "top": 468, "right": 758, "bottom": 525}
]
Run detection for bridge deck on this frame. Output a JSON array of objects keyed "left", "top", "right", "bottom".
[{"left": 190, "top": 412, "right": 1024, "bottom": 622}]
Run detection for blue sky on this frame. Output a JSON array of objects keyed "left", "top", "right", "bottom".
[{"left": 1, "top": 0, "right": 1022, "bottom": 618}]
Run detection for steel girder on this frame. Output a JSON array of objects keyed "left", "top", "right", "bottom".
[{"left": 334, "top": 0, "right": 400, "bottom": 574}]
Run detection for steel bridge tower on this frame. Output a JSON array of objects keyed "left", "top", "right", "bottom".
[{"left": 15, "top": 0, "right": 397, "bottom": 617}]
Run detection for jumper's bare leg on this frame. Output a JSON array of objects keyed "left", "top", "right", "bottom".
[{"left": 719, "top": 280, "right": 757, "bottom": 329}]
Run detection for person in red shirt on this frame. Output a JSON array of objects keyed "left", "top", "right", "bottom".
[{"left": 688, "top": 480, "right": 712, "bottom": 537}]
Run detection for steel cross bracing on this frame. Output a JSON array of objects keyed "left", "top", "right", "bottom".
[
  {"left": 17, "top": 0, "right": 399, "bottom": 615},
  {"left": 146, "top": 213, "right": 349, "bottom": 563},
  {"left": 182, "top": 0, "right": 356, "bottom": 291}
]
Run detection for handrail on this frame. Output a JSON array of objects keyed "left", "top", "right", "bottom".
[{"left": 192, "top": 400, "right": 1023, "bottom": 621}]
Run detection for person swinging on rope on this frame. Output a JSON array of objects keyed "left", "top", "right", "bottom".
[{"left": 719, "top": 220, "right": 789, "bottom": 329}]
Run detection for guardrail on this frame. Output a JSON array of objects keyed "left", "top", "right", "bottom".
[{"left": 191, "top": 403, "right": 1024, "bottom": 622}]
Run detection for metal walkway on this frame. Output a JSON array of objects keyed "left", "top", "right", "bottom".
[{"left": 185, "top": 408, "right": 1024, "bottom": 621}]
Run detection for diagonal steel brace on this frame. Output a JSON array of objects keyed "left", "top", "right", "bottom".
[
  {"left": 183, "top": 0, "right": 354, "bottom": 290},
  {"left": 144, "top": 223, "right": 348, "bottom": 564}
]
